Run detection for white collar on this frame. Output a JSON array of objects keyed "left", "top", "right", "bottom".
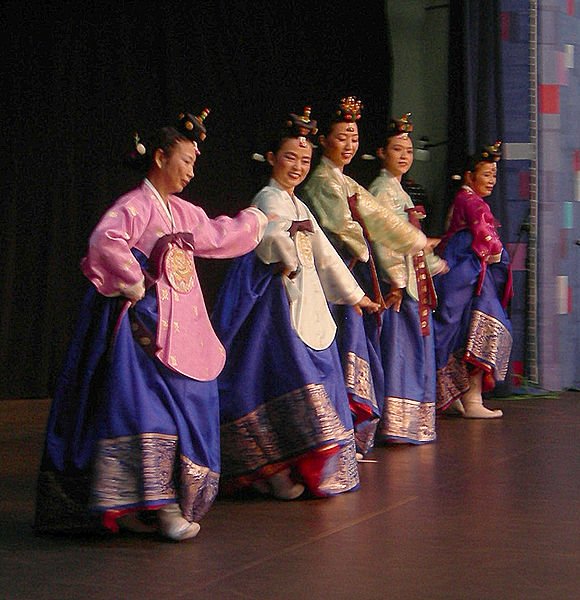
[
  {"left": 144, "top": 178, "right": 174, "bottom": 226},
  {"left": 321, "top": 155, "right": 345, "bottom": 179}
]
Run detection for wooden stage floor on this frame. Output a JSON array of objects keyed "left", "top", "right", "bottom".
[{"left": 0, "top": 392, "right": 578, "bottom": 599}]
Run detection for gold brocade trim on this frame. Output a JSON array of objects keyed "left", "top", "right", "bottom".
[
  {"left": 179, "top": 455, "right": 220, "bottom": 523},
  {"left": 317, "top": 437, "right": 360, "bottom": 495},
  {"left": 465, "top": 310, "right": 513, "bottom": 380},
  {"left": 354, "top": 417, "right": 379, "bottom": 455},
  {"left": 91, "top": 433, "right": 218, "bottom": 521},
  {"left": 436, "top": 352, "right": 469, "bottom": 411},
  {"left": 296, "top": 231, "right": 314, "bottom": 267},
  {"left": 220, "top": 383, "right": 355, "bottom": 478},
  {"left": 343, "top": 351, "right": 375, "bottom": 404},
  {"left": 377, "top": 397, "right": 436, "bottom": 443}
]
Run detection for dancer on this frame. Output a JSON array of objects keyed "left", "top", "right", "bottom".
[
  {"left": 433, "top": 142, "right": 512, "bottom": 418},
  {"left": 368, "top": 114, "right": 448, "bottom": 444},
  {"left": 34, "top": 109, "right": 267, "bottom": 540},
  {"left": 302, "top": 97, "right": 438, "bottom": 453},
  {"left": 212, "top": 107, "right": 379, "bottom": 500}
]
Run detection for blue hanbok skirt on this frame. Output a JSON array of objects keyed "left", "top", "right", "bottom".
[
  {"left": 211, "top": 253, "right": 359, "bottom": 497},
  {"left": 433, "top": 231, "right": 513, "bottom": 412},
  {"left": 330, "top": 260, "right": 383, "bottom": 454},
  {"left": 372, "top": 290, "right": 437, "bottom": 444},
  {"left": 35, "top": 250, "right": 220, "bottom": 533}
]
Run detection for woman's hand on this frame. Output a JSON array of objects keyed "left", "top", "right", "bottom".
[
  {"left": 353, "top": 295, "right": 381, "bottom": 315},
  {"left": 424, "top": 237, "right": 441, "bottom": 253},
  {"left": 124, "top": 280, "right": 146, "bottom": 305},
  {"left": 383, "top": 288, "right": 404, "bottom": 312},
  {"left": 485, "top": 252, "right": 502, "bottom": 264}
]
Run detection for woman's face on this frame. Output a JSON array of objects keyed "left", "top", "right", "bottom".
[
  {"left": 466, "top": 161, "right": 497, "bottom": 198},
  {"left": 155, "top": 139, "right": 198, "bottom": 194},
  {"left": 267, "top": 137, "right": 312, "bottom": 193},
  {"left": 378, "top": 135, "right": 414, "bottom": 179},
  {"left": 320, "top": 121, "right": 359, "bottom": 169}
]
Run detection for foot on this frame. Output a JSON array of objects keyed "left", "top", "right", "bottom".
[
  {"left": 463, "top": 402, "right": 503, "bottom": 419},
  {"left": 268, "top": 470, "right": 305, "bottom": 500},
  {"left": 158, "top": 504, "right": 201, "bottom": 541},
  {"left": 118, "top": 512, "right": 157, "bottom": 534}
]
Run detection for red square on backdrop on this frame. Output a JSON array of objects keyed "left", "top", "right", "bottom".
[
  {"left": 574, "top": 150, "right": 580, "bottom": 172},
  {"left": 539, "top": 84, "right": 560, "bottom": 114},
  {"left": 568, "top": 0, "right": 574, "bottom": 16},
  {"left": 519, "top": 170, "right": 530, "bottom": 199}
]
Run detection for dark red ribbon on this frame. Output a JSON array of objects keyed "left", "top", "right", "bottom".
[
  {"left": 405, "top": 206, "right": 436, "bottom": 336},
  {"left": 347, "top": 193, "right": 386, "bottom": 327},
  {"left": 288, "top": 219, "right": 314, "bottom": 237}
]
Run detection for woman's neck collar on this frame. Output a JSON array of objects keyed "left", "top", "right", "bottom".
[{"left": 322, "top": 155, "right": 344, "bottom": 173}]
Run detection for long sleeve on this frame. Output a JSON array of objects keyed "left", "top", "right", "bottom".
[
  {"left": 252, "top": 188, "right": 300, "bottom": 272},
  {"left": 185, "top": 205, "right": 267, "bottom": 259},
  {"left": 447, "top": 188, "right": 503, "bottom": 261},
  {"left": 81, "top": 194, "right": 150, "bottom": 297},
  {"left": 349, "top": 177, "right": 426, "bottom": 257},
  {"left": 302, "top": 166, "right": 369, "bottom": 261}
]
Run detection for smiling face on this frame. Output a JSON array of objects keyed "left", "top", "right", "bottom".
[
  {"left": 267, "top": 137, "right": 313, "bottom": 194},
  {"left": 320, "top": 121, "right": 359, "bottom": 170},
  {"left": 151, "top": 138, "right": 198, "bottom": 198},
  {"left": 465, "top": 161, "right": 498, "bottom": 198},
  {"left": 378, "top": 135, "right": 414, "bottom": 180}
]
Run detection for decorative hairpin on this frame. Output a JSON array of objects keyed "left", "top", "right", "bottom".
[{"left": 134, "top": 132, "right": 146, "bottom": 156}]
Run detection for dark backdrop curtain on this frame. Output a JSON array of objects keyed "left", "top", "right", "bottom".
[
  {"left": 446, "top": 0, "right": 512, "bottom": 394},
  {"left": 1, "top": 1, "right": 392, "bottom": 399},
  {"left": 446, "top": 0, "right": 504, "bottom": 217}
]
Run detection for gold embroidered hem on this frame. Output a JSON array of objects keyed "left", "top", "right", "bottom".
[
  {"left": 436, "top": 352, "right": 470, "bottom": 411},
  {"left": 354, "top": 417, "right": 379, "bottom": 454},
  {"left": 344, "top": 351, "right": 376, "bottom": 404},
  {"left": 377, "top": 397, "right": 436, "bottom": 443},
  {"left": 316, "top": 437, "right": 360, "bottom": 495},
  {"left": 465, "top": 309, "right": 512, "bottom": 381},
  {"left": 220, "top": 383, "right": 357, "bottom": 480},
  {"left": 91, "top": 432, "right": 219, "bottom": 522}
]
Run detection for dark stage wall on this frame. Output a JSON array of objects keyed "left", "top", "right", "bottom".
[{"left": 1, "top": 1, "right": 394, "bottom": 398}]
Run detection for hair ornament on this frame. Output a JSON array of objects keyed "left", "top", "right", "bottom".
[
  {"left": 480, "top": 140, "right": 502, "bottom": 161},
  {"left": 387, "top": 112, "right": 414, "bottom": 139},
  {"left": 334, "top": 96, "right": 363, "bottom": 123},
  {"left": 177, "top": 107, "right": 210, "bottom": 143},
  {"left": 465, "top": 140, "right": 502, "bottom": 173},
  {"left": 285, "top": 106, "right": 319, "bottom": 146}
]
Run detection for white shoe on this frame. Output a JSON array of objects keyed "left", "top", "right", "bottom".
[
  {"left": 355, "top": 452, "right": 364, "bottom": 462},
  {"left": 463, "top": 402, "right": 503, "bottom": 419},
  {"left": 268, "top": 470, "right": 305, "bottom": 500},
  {"left": 158, "top": 504, "right": 201, "bottom": 541}
]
